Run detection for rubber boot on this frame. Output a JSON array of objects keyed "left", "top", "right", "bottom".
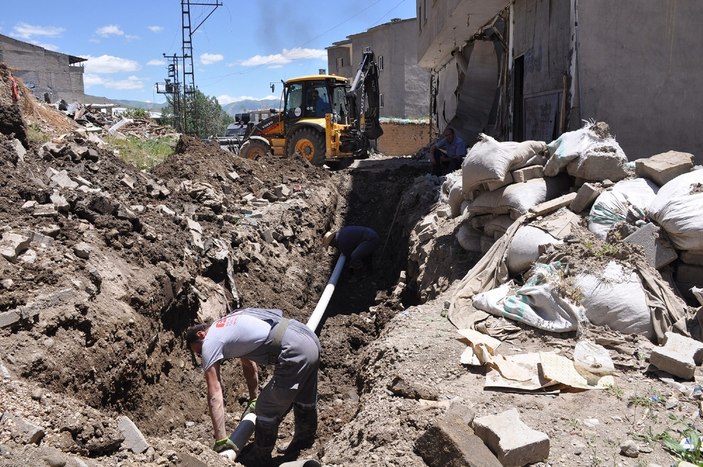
[
  {"left": 240, "top": 421, "right": 278, "bottom": 466},
  {"left": 278, "top": 405, "right": 317, "bottom": 454}
]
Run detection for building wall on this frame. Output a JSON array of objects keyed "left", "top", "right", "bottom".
[
  {"left": 511, "top": 0, "right": 572, "bottom": 141},
  {"left": 577, "top": 0, "right": 703, "bottom": 163},
  {"left": 0, "top": 34, "right": 85, "bottom": 103},
  {"left": 327, "top": 42, "right": 353, "bottom": 78},
  {"left": 377, "top": 121, "right": 430, "bottom": 156},
  {"left": 339, "top": 19, "right": 430, "bottom": 119}
]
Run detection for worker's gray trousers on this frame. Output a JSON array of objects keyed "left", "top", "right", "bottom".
[{"left": 255, "top": 319, "right": 320, "bottom": 427}]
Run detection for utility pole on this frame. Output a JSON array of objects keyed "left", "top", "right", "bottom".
[
  {"left": 156, "top": 54, "right": 183, "bottom": 132},
  {"left": 180, "top": 0, "right": 222, "bottom": 135},
  {"left": 161, "top": 1, "right": 221, "bottom": 135}
]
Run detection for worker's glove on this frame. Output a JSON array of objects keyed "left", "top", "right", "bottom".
[
  {"left": 241, "top": 398, "right": 257, "bottom": 418},
  {"left": 213, "top": 437, "right": 237, "bottom": 453}
]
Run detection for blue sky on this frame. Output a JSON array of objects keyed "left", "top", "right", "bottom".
[{"left": 1, "top": 0, "right": 416, "bottom": 106}]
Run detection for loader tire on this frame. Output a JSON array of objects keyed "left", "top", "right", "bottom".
[
  {"left": 287, "top": 128, "right": 326, "bottom": 166},
  {"left": 240, "top": 139, "right": 271, "bottom": 160}
]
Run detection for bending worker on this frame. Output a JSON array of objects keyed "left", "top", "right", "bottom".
[
  {"left": 429, "top": 127, "right": 467, "bottom": 176},
  {"left": 186, "top": 308, "right": 320, "bottom": 464},
  {"left": 323, "top": 225, "right": 380, "bottom": 273}
]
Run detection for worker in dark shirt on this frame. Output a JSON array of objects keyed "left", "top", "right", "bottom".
[{"left": 322, "top": 226, "right": 380, "bottom": 273}]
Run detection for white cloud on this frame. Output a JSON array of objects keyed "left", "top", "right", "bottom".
[
  {"left": 13, "top": 23, "right": 64, "bottom": 39},
  {"left": 125, "top": 34, "right": 140, "bottom": 41},
  {"left": 147, "top": 25, "right": 163, "bottom": 33},
  {"left": 241, "top": 47, "right": 326, "bottom": 67},
  {"left": 147, "top": 59, "right": 166, "bottom": 66},
  {"left": 83, "top": 55, "right": 140, "bottom": 74},
  {"left": 84, "top": 73, "right": 144, "bottom": 91},
  {"left": 200, "top": 53, "right": 224, "bottom": 65},
  {"left": 96, "top": 25, "right": 124, "bottom": 37},
  {"left": 105, "top": 76, "right": 144, "bottom": 90}
]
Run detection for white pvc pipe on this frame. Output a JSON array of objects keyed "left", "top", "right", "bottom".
[
  {"left": 306, "top": 254, "right": 346, "bottom": 333},
  {"left": 225, "top": 254, "right": 346, "bottom": 457}
]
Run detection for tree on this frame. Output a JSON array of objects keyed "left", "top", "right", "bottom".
[{"left": 162, "top": 90, "right": 233, "bottom": 138}]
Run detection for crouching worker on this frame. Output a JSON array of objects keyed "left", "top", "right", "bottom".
[
  {"left": 186, "top": 307, "right": 320, "bottom": 464},
  {"left": 322, "top": 225, "right": 380, "bottom": 274}
]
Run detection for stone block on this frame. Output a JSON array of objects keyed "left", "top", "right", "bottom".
[
  {"left": 473, "top": 408, "right": 550, "bottom": 467},
  {"left": 623, "top": 223, "right": 678, "bottom": 269},
  {"left": 511, "top": 165, "right": 544, "bottom": 184},
  {"left": 529, "top": 192, "right": 577, "bottom": 217},
  {"left": 649, "top": 332, "right": 703, "bottom": 380},
  {"left": 569, "top": 182, "right": 603, "bottom": 214},
  {"left": 635, "top": 151, "right": 694, "bottom": 186},
  {"left": 1, "top": 412, "right": 45, "bottom": 444},
  {"left": 415, "top": 403, "right": 501, "bottom": 467},
  {"left": 117, "top": 416, "right": 149, "bottom": 454}
]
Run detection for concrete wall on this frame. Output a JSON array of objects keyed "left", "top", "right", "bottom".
[
  {"left": 0, "top": 34, "right": 85, "bottom": 103},
  {"left": 339, "top": 19, "right": 430, "bottom": 119},
  {"left": 577, "top": 0, "right": 703, "bottom": 163},
  {"left": 327, "top": 42, "right": 353, "bottom": 78}
]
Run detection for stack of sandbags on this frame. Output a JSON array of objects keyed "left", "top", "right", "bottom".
[
  {"left": 452, "top": 133, "right": 571, "bottom": 253},
  {"left": 544, "top": 121, "right": 629, "bottom": 182},
  {"left": 646, "top": 168, "right": 703, "bottom": 303}
]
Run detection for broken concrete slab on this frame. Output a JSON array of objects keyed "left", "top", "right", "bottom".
[
  {"left": 1, "top": 412, "right": 45, "bottom": 444},
  {"left": 0, "top": 232, "right": 31, "bottom": 262},
  {"left": 414, "top": 403, "right": 501, "bottom": 467},
  {"left": 11, "top": 138, "right": 26, "bottom": 162},
  {"left": 649, "top": 332, "right": 703, "bottom": 380},
  {"left": 635, "top": 150, "right": 694, "bottom": 186},
  {"left": 117, "top": 415, "right": 149, "bottom": 454},
  {"left": 511, "top": 165, "right": 544, "bottom": 184},
  {"left": 529, "top": 192, "right": 577, "bottom": 217},
  {"left": 50, "top": 170, "right": 79, "bottom": 190},
  {"left": 473, "top": 408, "right": 550, "bottom": 466},
  {"left": 569, "top": 182, "right": 603, "bottom": 214},
  {"left": 623, "top": 223, "right": 678, "bottom": 269}
]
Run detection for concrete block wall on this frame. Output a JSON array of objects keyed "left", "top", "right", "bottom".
[{"left": 377, "top": 122, "right": 430, "bottom": 156}]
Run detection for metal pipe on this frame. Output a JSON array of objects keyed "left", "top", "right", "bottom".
[
  {"left": 306, "top": 254, "right": 346, "bottom": 333},
  {"left": 224, "top": 254, "right": 346, "bottom": 457}
]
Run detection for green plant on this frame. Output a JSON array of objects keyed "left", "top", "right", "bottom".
[
  {"left": 107, "top": 135, "right": 176, "bottom": 170},
  {"left": 121, "top": 107, "right": 150, "bottom": 119},
  {"left": 26, "top": 123, "right": 50, "bottom": 144},
  {"left": 605, "top": 384, "right": 624, "bottom": 400},
  {"left": 662, "top": 427, "right": 703, "bottom": 465}
]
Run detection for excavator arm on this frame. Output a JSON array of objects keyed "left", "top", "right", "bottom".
[{"left": 347, "top": 48, "right": 383, "bottom": 140}]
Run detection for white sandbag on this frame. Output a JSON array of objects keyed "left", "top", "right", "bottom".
[
  {"left": 545, "top": 121, "right": 628, "bottom": 181},
  {"left": 473, "top": 264, "right": 585, "bottom": 333},
  {"left": 483, "top": 215, "right": 515, "bottom": 238},
  {"left": 456, "top": 223, "right": 482, "bottom": 252},
  {"left": 507, "top": 225, "right": 562, "bottom": 275},
  {"left": 462, "top": 134, "right": 546, "bottom": 197},
  {"left": 573, "top": 261, "right": 653, "bottom": 339},
  {"left": 441, "top": 171, "right": 462, "bottom": 199},
  {"left": 587, "top": 178, "right": 659, "bottom": 239},
  {"left": 646, "top": 169, "right": 703, "bottom": 251},
  {"left": 448, "top": 184, "right": 464, "bottom": 218}
]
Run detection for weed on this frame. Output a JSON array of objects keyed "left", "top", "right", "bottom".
[
  {"left": 107, "top": 135, "right": 175, "bottom": 170},
  {"left": 605, "top": 384, "right": 624, "bottom": 400},
  {"left": 26, "top": 123, "right": 50, "bottom": 144},
  {"left": 662, "top": 427, "right": 703, "bottom": 465}
]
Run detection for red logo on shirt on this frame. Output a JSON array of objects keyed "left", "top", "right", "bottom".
[{"left": 215, "top": 316, "right": 238, "bottom": 328}]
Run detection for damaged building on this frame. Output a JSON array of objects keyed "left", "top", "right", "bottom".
[
  {"left": 418, "top": 0, "right": 703, "bottom": 164},
  {"left": 0, "top": 33, "right": 86, "bottom": 104}
]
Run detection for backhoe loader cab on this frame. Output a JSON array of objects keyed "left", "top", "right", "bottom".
[{"left": 239, "top": 49, "right": 382, "bottom": 169}]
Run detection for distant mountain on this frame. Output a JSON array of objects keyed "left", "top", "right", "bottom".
[
  {"left": 84, "top": 94, "right": 166, "bottom": 111},
  {"left": 222, "top": 98, "right": 280, "bottom": 116}
]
